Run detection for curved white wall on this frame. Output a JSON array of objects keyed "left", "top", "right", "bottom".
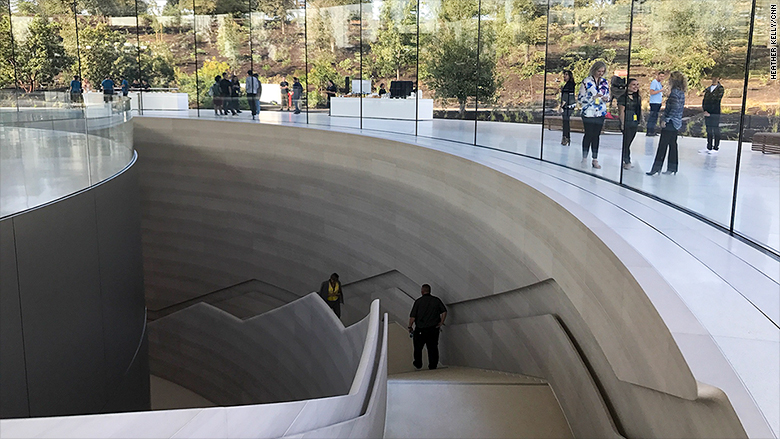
[{"left": 133, "top": 117, "right": 745, "bottom": 438}]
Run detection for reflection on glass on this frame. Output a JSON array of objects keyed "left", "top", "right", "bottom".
[
  {"left": 734, "top": 0, "right": 780, "bottom": 253},
  {"left": 359, "top": 0, "right": 419, "bottom": 136},
  {"left": 1, "top": 0, "right": 16, "bottom": 108},
  {"left": 251, "top": 0, "right": 307, "bottom": 119},
  {"left": 542, "top": 0, "right": 630, "bottom": 181},
  {"left": 476, "top": 0, "right": 546, "bottom": 158},
  {"left": 417, "top": 0, "right": 478, "bottom": 143},
  {"left": 306, "top": 0, "right": 362, "bottom": 129},
  {"left": 623, "top": 0, "right": 752, "bottom": 228}
]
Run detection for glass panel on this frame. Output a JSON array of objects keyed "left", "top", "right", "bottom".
[
  {"left": 1, "top": 0, "right": 16, "bottom": 108},
  {"left": 359, "top": 0, "right": 418, "bottom": 137},
  {"left": 542, "top": 0, "right": 630, "bottom": 180},
  {"left": 135, "top": 0, "right": 196, "bottom": 113},
  {"left": 251, "top": 0, "right": 307, "bottom": 122},
  {"left": 475, "top": 0, "right": 547, "bottom": 158},
  {"left": 194, "top": 0, "right": 246, "bottom": 117},
  {"left": 623, "top": 0, "right": 753, "bottom": 228},
  {"left": 417, "top": 0, "right": 478, "bottom": 144},
  {"left": 306, "top": 0, "right": 362, "bottom": 130},
  {"left": 735, "top": 0, "right": 780, "bottom": 253},
  {"left": 154, "top": 0, "right": 198, "bottom": 112}
]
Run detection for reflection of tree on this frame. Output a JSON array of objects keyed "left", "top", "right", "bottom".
[
  {"left": 574, "top": 0, "right": 626, "bottom": 42},
  {"left": 16, "top": 0, "right": 149, "bottom": 16},
  {"left": 0, "top": 13, "right": 15, "bottom": 88},
  {"left": 487, "top": 0, "right": 546, "bottom": 104},
  {"left": 632, "top": 0, "right": 747, "bottom": 87},
  {"left": 217, "top": 15, "right": 244, "bottom": 67},
  {"left": 422, "top": 25, "right": 496, "bottom": 117},
  {"left": 14, "top": 17, "right": 72, "bottom": 91},
  {"left": 370, "top": 0, "right": 417, "bottom": 80}
]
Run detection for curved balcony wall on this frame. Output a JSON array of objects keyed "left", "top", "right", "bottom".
[
  {"left": 133, "top": 117, "right": 746, "bottom": 438},
  {"left": 0, "top": 100, "right": 146, "bottom": 418}
]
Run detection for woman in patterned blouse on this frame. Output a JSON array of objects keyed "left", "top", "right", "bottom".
[{"left": 577, "top": 61, "right": 610, "bottom": 170}]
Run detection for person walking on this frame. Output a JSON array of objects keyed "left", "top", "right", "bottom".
[
  {"left": 101, "top": 76, "right": 115, "bottom": 103},
  {"left": 120, "top": 77, "right": 130, "bottom": 97},
  {"left": 279, "top": 76, "right": 290, "bottom": 111},
  {"left": 577, "top": 60, "right": 610, "bottom": 169},
  {"left": 319, "top": 273, "right": 344, "bottom": 318},
  {"left": 618, "top": 78, "right": 642, "bottom": 170},
  {"left": 700, "top": 70, "right": 724, "bottom": 154},
  {"left": 209, "top": 75, "right": 223, "bottom": 116},
  {"left": 220, "top": 73, "right": 236, "bottom": 115},
  {"left": 246, "top": 70, "right": 260, "bottom": 117},
  {"left": 647, "top": 71, "right": 687, "bottom": 176},
  {"left": 646, "top": 71, "right": 666, "bottom": 136},
  {"left": 70, "top": 75, "right": 83, "bottom": 103},
  {"left": 559, "top": 70, "right": 576, "bottom": 146},
  {"left": 292, "top": 77, "right": 304, "bottom": 114},
  {"left": 408, "top": 284, "right": 447, "bottom": 370}
]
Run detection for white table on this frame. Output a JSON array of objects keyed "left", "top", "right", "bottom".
[
  {"left": 83, "top": 91, "right": 189, "bottom": 111},
  {"left": 330, "top": 97, "right": 434, "bottom": 120}
]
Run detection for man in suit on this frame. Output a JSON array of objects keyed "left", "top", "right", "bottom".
[{"left": 319, "top": 273, "right": 344, "bottom": 318}]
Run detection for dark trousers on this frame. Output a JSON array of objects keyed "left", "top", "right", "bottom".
[
  {"left": 247, "top": 93, "right": 257, "bottom": 115},
  {"left": 622, "top": 124, "right": 638, "bottom": 164},
  {"left": 650, "top": 127, "right": 679, "bottom": 173},
  {"left": 705, "top": 114, "right": 721, "bottom": 150},
  {"left": 581, "top": 116, "right": 605, "bottom": 159},
  {"left": 647, "top": 104, "right": 661, "bottom": 134},
  {"left": 326, "top": 300, "right": 341, "bottom": 318},
  {"left": 413, "top": 326, "right": 440, "bottom": 370},
  {"left": 103, "top": 93, "right": 113, "bottom": 103},
  {"left": 562, "top": 107, "right": 573, "bottom": 140}
]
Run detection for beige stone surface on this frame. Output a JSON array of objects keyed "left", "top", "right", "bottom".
[
  {"left": 386, "top": 367, "right": 572, "bottom": 439},
  {"left": 134, "top": 117, "right": 746, "bottom": 438}
]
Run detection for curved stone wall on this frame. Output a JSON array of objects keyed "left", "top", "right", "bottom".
[
  {"left": 134, "top": 117, "right": 745, "bottom": 438},
  {"left": 148, "top": 293, "right": 370, "bottom": 405},
  {"left": 0, "top": 300, "right": 388, "bottom": 439},
  {"left": 0, "top": 155, "right": 148, "bottom": 418}
]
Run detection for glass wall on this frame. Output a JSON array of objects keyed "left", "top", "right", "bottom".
[
  {"left": 476, "top": 0, "right": 547, "bottom": 158},
  {"left": 1, "top": 0, "right": 777, "bottom": 255},
  {"left": 735, "top": 0, "right": 780, "bottom": 252}
]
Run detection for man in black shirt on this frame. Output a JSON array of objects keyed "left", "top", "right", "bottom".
[
  {"left": 408, "top": 284, "right": 447, "bottom": 370},
  {"left": 220, "top": 73, "right": 236, "bottom": 115}
]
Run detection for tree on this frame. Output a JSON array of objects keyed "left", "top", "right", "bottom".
[
  {"left": 0, "top": 13, "right": 15, "bottom": 89},
  {"left": 14, "top": 16, "right": 72, "bottom": 91},
  {"left": 632, "top": 0, "right": 747, "bottom": 87},
  {"left": 217, "top": 15, "right": 244, "bottom": 68},
  {"left": 370, "top": 0, "right": 417, "bottom": 80},
  {"left": 422, "top": 26, "right": 497, "bottom": 117},
  {"left": 177, "top": 58, "right": 230, "bottom": 107},
  {"left": 77, "top": 21, "right": 125, "bottom": 87},
  {"left": 574, "top": 0, "right": 628, "bottom": 41}
]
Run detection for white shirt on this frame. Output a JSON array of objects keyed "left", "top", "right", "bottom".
[{"left": 245, "top": 76, "right": 260, "bottom": 94}]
